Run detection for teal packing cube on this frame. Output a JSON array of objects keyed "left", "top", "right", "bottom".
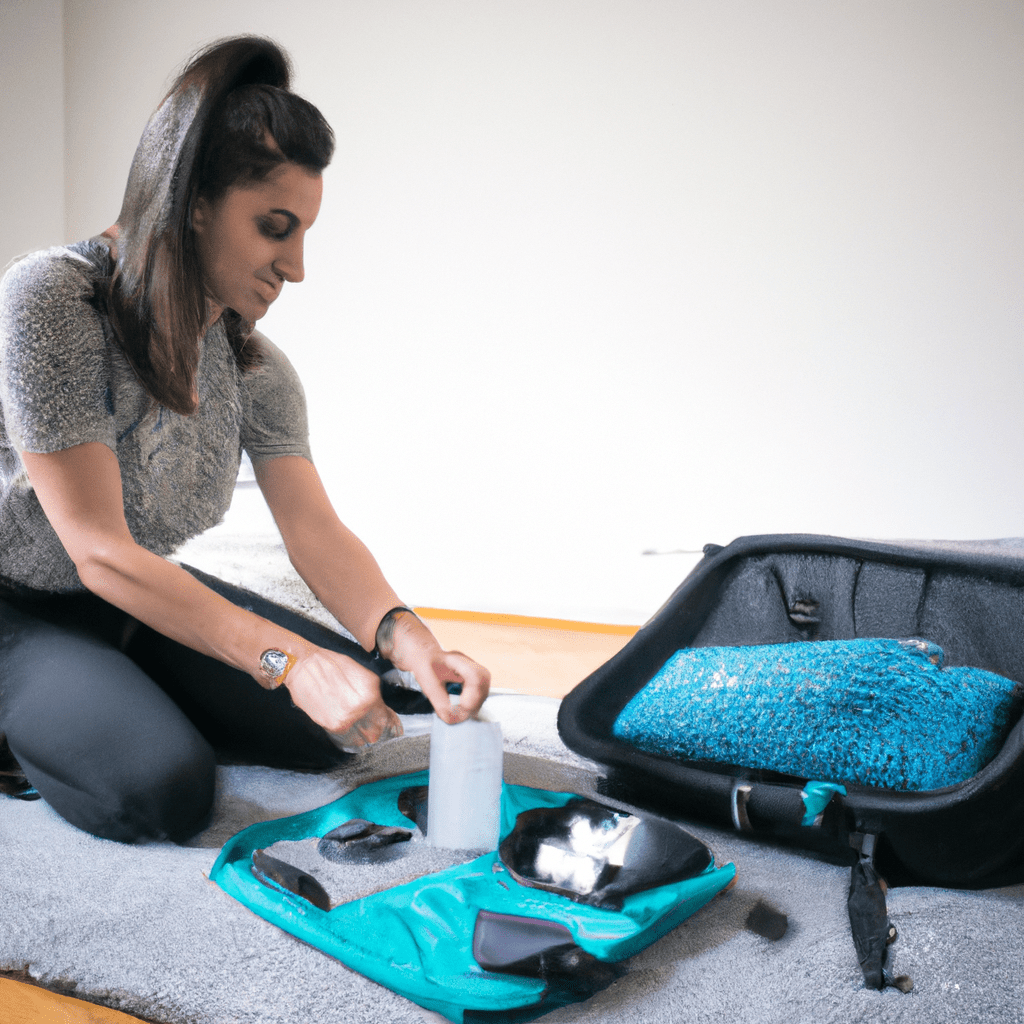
[{"left": 210, "top": 770, "right": 735, "bottom": 1022}]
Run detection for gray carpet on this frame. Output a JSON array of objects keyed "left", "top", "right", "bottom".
[{"left": 2, "top": 531, "right": 1023, "bottom": 1023}]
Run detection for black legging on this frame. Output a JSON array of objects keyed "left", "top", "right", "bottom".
[{"left": 0, "top": 565, "right": 433, "bottom": 844}]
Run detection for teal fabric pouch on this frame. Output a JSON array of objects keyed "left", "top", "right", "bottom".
[{"left": 210, "top": 770, "right": 734, "bottom": 1022}]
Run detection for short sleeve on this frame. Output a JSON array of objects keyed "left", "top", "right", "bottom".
[
  {"left": 0, "top": 249, "right": 117, "bottom": 456},
  {"left": 239, "top": 330, "right": 313, "bottom": 464}
]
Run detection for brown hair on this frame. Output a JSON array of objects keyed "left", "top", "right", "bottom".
[{"left": 107, "top": 37, "right": 334, "bottom": 414}]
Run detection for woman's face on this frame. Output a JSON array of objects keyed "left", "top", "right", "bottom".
[{"left": 191, "top": 161, "right": 323, "bottom": 324}]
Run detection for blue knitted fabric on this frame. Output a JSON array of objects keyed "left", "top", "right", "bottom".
[{"left": 613, "top": 639, "right": 1024, "bottom": 792}]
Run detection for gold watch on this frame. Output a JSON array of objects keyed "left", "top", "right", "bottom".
[{"left": 258, "top": 648, "right": 296, "bottom": 690}]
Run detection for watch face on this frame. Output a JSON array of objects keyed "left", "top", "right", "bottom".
[{"left": 261, "top": 649, "right": 289, "bottom": 679}]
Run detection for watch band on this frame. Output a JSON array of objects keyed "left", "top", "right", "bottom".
[{"left": 372, "top": 606, "right": 417, "bottom": 660}]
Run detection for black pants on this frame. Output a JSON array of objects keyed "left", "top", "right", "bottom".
[{"left": 0, "top": 566, "right": 430, "bottom": 844}]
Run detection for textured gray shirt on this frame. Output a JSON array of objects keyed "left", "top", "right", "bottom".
[{"left": 0, "top": 239, "right": 312, "bottom": 593}]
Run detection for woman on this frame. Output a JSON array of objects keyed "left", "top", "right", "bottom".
[{"left": 0, "top": 36, "right": 489, "bottom": 843}]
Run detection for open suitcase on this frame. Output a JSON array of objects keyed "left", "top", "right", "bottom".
[{"left": 557, "top": 534, "right": 1024, "bottom": 987}]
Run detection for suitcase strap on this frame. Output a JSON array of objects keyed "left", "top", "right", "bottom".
[
  {"left": 847, "top": 833, "right": 913, "bottom": 993},
  {"left": 729, "top": 779, "right": 845, "bottom": 833},
  {"left": 727, "top": 782, "right": 913, "bottom": 993}
]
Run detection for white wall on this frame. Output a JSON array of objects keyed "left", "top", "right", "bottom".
[
  {"left": 0, "top": 0, "right": 64, "bottom": 259},
  {"left": 5, "top": 1, "right": 1024, "bottom": 622}
]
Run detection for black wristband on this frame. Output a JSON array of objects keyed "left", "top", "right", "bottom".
[{"left": 372, "top": 606, "right": 417, "bottom": 660}]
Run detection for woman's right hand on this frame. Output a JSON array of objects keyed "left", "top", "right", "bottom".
[{"left": 282, "top": 648, "right": 401, "bottom": 751}]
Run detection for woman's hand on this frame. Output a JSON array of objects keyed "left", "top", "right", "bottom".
[
  {"left": 256, "top": 457, "right": 493, "bottom": 724},
  {"left": 22, "top": 444, "right": 486, "bottom": 749},
  {"left": 381, "top": 611, "right": 491, "bottom": 724},
  {"left": 282, "top": 649, "right": 402, "bottom": 751}
]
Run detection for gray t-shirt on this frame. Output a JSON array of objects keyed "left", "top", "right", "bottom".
[{"left": 0, "top": 239, "right": 312, "bottom": 593}]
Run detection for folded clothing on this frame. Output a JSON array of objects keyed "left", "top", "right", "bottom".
[{"left": 612, "top": 638, "right": 1024, "bottom": 792}]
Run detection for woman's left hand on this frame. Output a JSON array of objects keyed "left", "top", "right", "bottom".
[{"left": 283, "top": 647, "right": 403, "bottom": 749}]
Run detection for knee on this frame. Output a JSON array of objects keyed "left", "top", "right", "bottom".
[
  {"left": 13, "top": 729, "right": 217, "bottom": 845},
  {"left": 114, "top": 732, "right": 217, "bottom": 843}
]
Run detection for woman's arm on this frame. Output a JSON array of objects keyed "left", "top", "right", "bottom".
[
  {"left": 254, "top": 455, "right": 490, "bottom": 722},
  {"left": 21, "top": 441, "right": 401, "bottom": 746}
]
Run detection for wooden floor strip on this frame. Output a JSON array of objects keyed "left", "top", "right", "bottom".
[
  {"left": 413, "top": 606, "right": 639, "bottom": 635},
  {"left": 0, "top": 977, "right": 150, "bottom": 1023},
  {"left": 416, "top": 613, "right": 635, "bottom": 698}
]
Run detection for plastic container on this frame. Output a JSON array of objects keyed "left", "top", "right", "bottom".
[{"left": 427, "top": 711, "right": 503, "bottom": 850}]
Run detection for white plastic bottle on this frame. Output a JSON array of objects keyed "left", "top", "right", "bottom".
[{"left": 427, "top": 708, "right": 503, "bottom": 850}]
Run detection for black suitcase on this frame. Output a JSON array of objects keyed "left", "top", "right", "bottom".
[
  {"left": 559, "top": 534, "right": 1024, "bottom": 887},
  {"left": 557, "top": 534, "right": 1024, "bottom": 985}
]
